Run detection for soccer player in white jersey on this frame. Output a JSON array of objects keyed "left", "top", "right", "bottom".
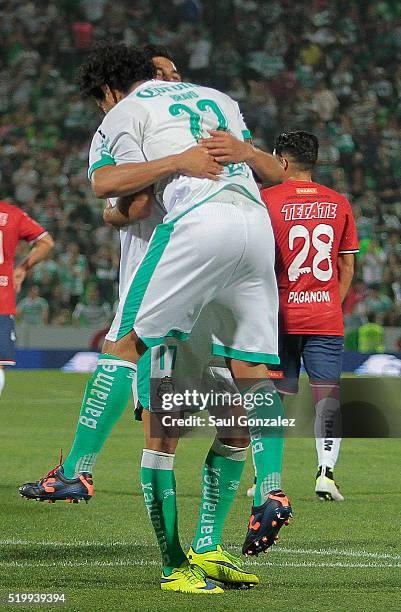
[{"left": 20, "top": 44, "right": 292, "bottom": 594}]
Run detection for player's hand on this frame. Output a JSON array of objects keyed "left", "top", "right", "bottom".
[
  {"left": 200, "top": 130, "right": 253, "bottom": 164},
  {"left": 13, "top": 266, "right": 26, "bottom": 293},
  {"left": 117, "top": 189, "right": 154, "bottom": 222},
  {"left": 175, "top": 145, "right": 223, "bottom": 180}
]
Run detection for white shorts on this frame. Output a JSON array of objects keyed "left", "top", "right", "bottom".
[
  {"left": 134, "top": 304, "right": 238, "bottom": 410},
  {"left": 107, "top": 193, "right": 279, "bottom": 364}
]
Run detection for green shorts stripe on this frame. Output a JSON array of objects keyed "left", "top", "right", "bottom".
[
  {"left": 140, "top": 329, "right": 190, "bottom": 348},
  {"left": 212, "top": 343, "right": 280, "bottom": 365},
  {"left": 137, "top": 350, "right": 152, "bottom": 410},
  {"left": 116, "top": 221, "right": 174, "bottom": 340}
]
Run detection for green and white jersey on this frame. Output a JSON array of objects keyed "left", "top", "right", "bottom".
[
  {"left": 88, "top": 79, "right": 262, "bottom": 220},
  {"left": 88, "top": 117, "right": 165, "bottom": 295}
]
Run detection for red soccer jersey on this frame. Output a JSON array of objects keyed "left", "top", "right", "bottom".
[
  {"left": 261, "top": 180, "right": 359, "bottom": 335},
  {"left": 0, "top": 201, "right": 47, "bottom": 315}
]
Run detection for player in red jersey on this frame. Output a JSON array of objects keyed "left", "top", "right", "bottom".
[
  {"left": 0, "top": 200, "right": 54, "bottom": 395},
  {"left": 260, "top": 131, "right": 358, "bottom": 501}
]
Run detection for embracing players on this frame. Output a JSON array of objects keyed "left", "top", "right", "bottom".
[
  {"left": 261, "top": 131, "right": 358, "bottom": 500},
  {"left": 20, "top": 44, "right": 291, "bottom": 594},
  {"left": 0, "top": 200, "right": 53, "bottom": 396}
]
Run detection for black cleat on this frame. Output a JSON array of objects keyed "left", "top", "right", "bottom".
[{"left": 242, "top": 489, "right": 293, "bottom": 556}]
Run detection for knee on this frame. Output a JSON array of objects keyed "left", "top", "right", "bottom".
[
  {"left": 145, "top": 435, "right": 179, "bottom": 455},
  {"left": 217, "top": 435, "right": 250, "bottom": 449}
]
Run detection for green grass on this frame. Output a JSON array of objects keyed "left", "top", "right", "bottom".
[{"left": 1, "top": 371, "right": 401, "bottom": 612}]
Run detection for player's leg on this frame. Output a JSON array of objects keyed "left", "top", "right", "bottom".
[
  {"left": 246, "top": 333, "right": 301, "bottom": 499},
  {"left": 211, "top": 201, "right": 292, "bottom": 556},
  {"left": 140, "top": 411, "right": 185, "bottom": 571},
  {"left": 189, "top": 407, "right": 259, "bottom": 588},
  {"left": 144, "top": 309, "right": 258, "bottom": 587},
  {"left": 302, "top": 335, "right": 344, "bottom": 501},
  {"left": 233, "top": 363, "right": 285, "bottom": 505},
  {"left": 133, "top": 343, "right": 186, "bottom": 576},
  {"left": 226, "top": 361, "right": 292, "bottom": 556},
  {"left": 61, "top": 335, "right": 142, "bottom": 477},
  {"left": 19, "top": 331, "right": 143, "bottom": 502},
  {"left": 0, "top": 314, "right": 17, "bottom": 398},
  {"left": 141, "top": 405, "right": 223, "bottom": 594}
]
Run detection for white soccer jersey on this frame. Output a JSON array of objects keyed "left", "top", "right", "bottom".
[
  {"left": 116, "top": 203, "right": 164, "bottom": 295},
  {"left": 89, "top": 124, "right": 165, "bottom": 295},
  {"left": 88, "top": 80, "right": 262, "bottom": 220}
]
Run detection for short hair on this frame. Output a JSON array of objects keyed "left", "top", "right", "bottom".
[
  {"left": 77, "top": 42, "right": 156, "bottom": 100},
  {"left": 274, "top": 131, "right": 319, "bottom": 170},
  {"left": 143, "top": 44, "right": 174, "bottom": 62}
]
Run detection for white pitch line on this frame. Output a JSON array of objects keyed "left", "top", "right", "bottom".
[
  {"left": 0, "top": 559, "right": 400, "bottom": 570},
  {"left": 2, "top": 540, "right": 401, "bottom": 562},
  {"left": 273, "top": 547, "right": 401, "bottom": 561},
  {"left": 248, "top": 560, "right": 401, "bottom": 569}
]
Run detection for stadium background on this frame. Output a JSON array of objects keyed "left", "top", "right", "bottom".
[
  {"left": 1, "top": 3, "right": 401, "bottom": 610},
  {"left": 1, "top": 0, "right": 401, "bottom": 359}
]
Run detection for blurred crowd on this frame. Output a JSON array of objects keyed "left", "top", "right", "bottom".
[{"left": 1, "top": 0, "right": 401, "bottom": 340}]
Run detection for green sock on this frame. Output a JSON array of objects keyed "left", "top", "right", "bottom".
[
  {"left": 244, "top": 381, "right": 284, "bottom": 506},
  {"left": 62, "top": 354, "right": 136, "bottom": 478},
  {"left": 192, "top": 440, "right": 247, "bottom": 553},
  {"left": 140, "top": 450, "right": 186, "bottom": 576}
]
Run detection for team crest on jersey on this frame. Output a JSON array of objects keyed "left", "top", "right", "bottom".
[
  {"left": 96, "top": 133, "right": 111, "bottom": 152},
  {"left": 0, "top": 212, "right": 9, "bottom": 226},
  {"left": 157, "top": 376, "right": 175, "bottom": 400},
  {"left": 136, "top": 82, "right": 195, "bottom": 99}
]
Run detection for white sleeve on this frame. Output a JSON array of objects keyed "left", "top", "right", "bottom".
[{"left": 88, "top": 100, "right": 148, "bottom": 179}]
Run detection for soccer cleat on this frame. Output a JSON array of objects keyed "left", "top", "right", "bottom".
[
  {"left": 160, "top": 561, "right": 224, "bottom": 594},
  {"left": 187, "top": 544, "right": 259, "bottom": 589},
  {"left": 19, "top": 461, "right": 93, "bottom": 503},
  {"left": 315, "top": 466, "right": 344, "bottom": 501},
  {"left": 242, "top": 489, "right": 293, "bottom": 556}
]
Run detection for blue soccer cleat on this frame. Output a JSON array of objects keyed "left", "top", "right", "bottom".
[
  {"left": 242, "top": 489, "right": 293, "bottom": 556},
  {"left": 19, "top": 461, "right": 93, "bottom": 504}
]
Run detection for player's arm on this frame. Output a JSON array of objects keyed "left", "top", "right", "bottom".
[
  {"left": 337, "top": 199, "right": 359, "bottom": 303},
  {"left": 337, "top": 253, "right": 355, "bottom": 303},
  {"left": 13, "top": 234, "right": 54, "bottom": 293},
  {"left": 103, "top": 190, "right": 153, "bottom": 229},
  {"left": 90, "top": 104, "right": 222, "bottom": 199},
  {"left": 201, "top": 130, "right": 284, "bottom": 185},
  {"left": 91, "top": 146, "right": 222, "bottom": 199}
]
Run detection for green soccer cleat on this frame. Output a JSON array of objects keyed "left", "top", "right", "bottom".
[
  {"left": 160, "top": 560, "right": 224, "bottom": 594},
  {"left": 187, "top": 545, "right": 259, "bottom": 589}
]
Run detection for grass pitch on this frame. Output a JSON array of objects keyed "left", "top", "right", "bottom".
[{"left": 1, "top": 371, "right": 401, "bottom": 612}]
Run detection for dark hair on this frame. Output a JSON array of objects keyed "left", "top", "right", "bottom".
[
  {"left": 77, "top": 42, "right": 156, "bottom": 100},
  {"left": 143, "top": 44, "right": 174, "bottom": 62},
  {"left": 274, "top": 131, "right": 319, "bottom": 170}
]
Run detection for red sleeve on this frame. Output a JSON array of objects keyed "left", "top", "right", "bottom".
[
  {"left": 17, "top": 210, "right": 47, "bottom": 243},
  {"left": 339, "top": 199, "right": 359, "bottom": 253}
]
